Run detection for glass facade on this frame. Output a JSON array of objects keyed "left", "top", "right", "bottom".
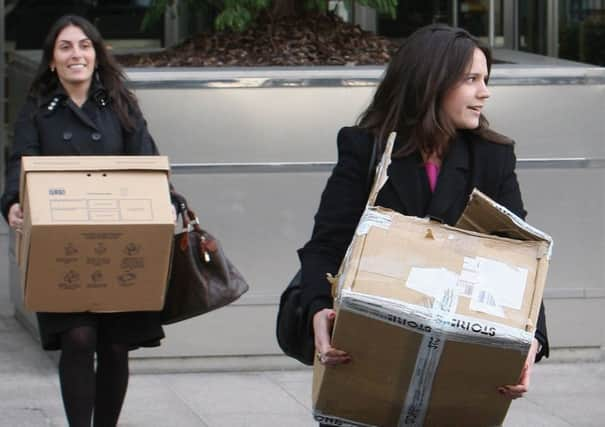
[
  {"left": 371, "top": 0, "right": 605, "bottom": 65},
  {"left": 559, "top": 0, "right": 605, "bottom": 65}
]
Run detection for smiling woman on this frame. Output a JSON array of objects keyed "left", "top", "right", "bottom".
[{"left": 0, "top": 14, "right": 167, "bottom": 427}]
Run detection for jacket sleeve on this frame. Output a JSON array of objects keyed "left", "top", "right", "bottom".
[
  {"left": 298, "top": 127, "right": 373, "bottom": 331},
  {"left": 122, "top": 108, "right": 159, "bottom": 155},
  {"left": 1, "top": 99, "right": 41, "bottom": 221},
  {"left": 498, "top": 143, "right": 549, "bottom": 362}
]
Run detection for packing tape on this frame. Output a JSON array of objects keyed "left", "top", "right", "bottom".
[
  {"left": 399, "top": 288, "right": 459, "bottom": 426},
  {"left": 355, "top": 208, "right": 393, "bottom": 236},
  {"left": 339, "top": 291, "right": 533, "bottom": 353}
]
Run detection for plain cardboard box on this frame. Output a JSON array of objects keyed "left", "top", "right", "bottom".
[
  {"left": 312, "top": 134, "right": 552, "bottom": 427},
  {"left": 18, "top": 156, "right": 174, "bottom": 312}
]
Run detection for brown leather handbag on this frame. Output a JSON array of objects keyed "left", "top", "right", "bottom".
[{"left": 161, "top": 194, "right": 249, "bottom": 324}]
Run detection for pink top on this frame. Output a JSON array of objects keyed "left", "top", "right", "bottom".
[{"left": 425, "top": 161, "right": 440, "bottom": 193}]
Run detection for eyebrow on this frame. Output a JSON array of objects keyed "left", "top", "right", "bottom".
[{"left": 57, "top": 38, "right": 92, "bottom": 44}]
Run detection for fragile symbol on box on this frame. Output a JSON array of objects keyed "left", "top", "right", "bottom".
[
  {"left": 94, "top": 242, "right": 107, "bottom": 255},
  {"left": 123, "top": 242, "right": 141, "bottom": 256},
  {"left": 117, "top": 271, "right": 136, "bottom": 286},
  {"left": 64, "top": 242, "right": 78, "bottom": 256},
  {"left": 59, "top": 270, "right": 81, "bottom": 290}
]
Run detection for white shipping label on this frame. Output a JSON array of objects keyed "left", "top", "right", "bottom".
[
  {"left": 406, "top": 267, "right": 459, "bottom": 300},
  {"left": 355, "top": 209, "right": 392, "bottom": 235},
  {"left": 457, "top": 269, "right": 478, "bottom": 297},
  {"left": 475, "top": 257, "right": 528, "bottom": 310},
  {"left": 469, "top": 287, "right": 506, "bottom": 318}
]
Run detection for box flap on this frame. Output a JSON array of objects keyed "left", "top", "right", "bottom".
[
  {"left": 21, "top": 155, "right": 170, "bottom": 173},
  {"left": 456, "top": 189, "right": 553, "bottom": 256},
  {"left": 19, "top": 156, "right": 170, "bottom": 205}
]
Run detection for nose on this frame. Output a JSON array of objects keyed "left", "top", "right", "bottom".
[
  {"left": 478, "top": 81, "right": 490, "bottom": 99},
  {"left": 71, "top": 46, "right": 83, "bottom": 58}
]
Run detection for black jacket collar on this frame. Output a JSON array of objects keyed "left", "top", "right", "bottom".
[
  {"left": 384, "top": 132, "right": 471, "bottom": 223},
  {"left": 39, "top": 80, "right": 110, "bottom": 131},
  {"left": 38, "top": 79, "right": 110, "bottom": 109}
]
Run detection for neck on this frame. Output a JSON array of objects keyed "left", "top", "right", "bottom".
[{"left": 60, "top": 79, "right": 91, "bottom": 107}]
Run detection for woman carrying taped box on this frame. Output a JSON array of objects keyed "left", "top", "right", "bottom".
[
  {"left": 298, "top": 24, "right": 549, "bottom": 423},
  {"left": 0, "top": 15, "right": 172, "bottom": 427}
]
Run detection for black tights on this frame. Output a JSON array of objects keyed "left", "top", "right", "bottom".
[{"left": 58, "top": 326, "right": 129, "bottom": 427}]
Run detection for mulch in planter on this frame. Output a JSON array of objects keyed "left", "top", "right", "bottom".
[{"left": 116, "top": 12, "right": 399, "bottom": 67}]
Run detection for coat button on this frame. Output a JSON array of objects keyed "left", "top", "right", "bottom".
[
  {"left": 91, "top": 132, "right": 102, "bottom": 141},
  {"left": 63, "top": 131, "right": 72, "bottom": 141}
]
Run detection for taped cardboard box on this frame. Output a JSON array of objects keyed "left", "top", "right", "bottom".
[
  {"left": 312, "top": 134, "right": 552, "bottom": 427},
  {"left": 18, "top": 156, "right": 174, "bottom": 312}
]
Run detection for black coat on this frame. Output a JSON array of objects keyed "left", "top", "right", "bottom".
[
  {"left": 299, "top": 126, "right": 549, "bottom": 360},
  {"left": 0, "top": 82, "right": 164, "bottom": 350}
]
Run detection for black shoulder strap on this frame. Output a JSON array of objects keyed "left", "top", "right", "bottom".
[{"left": 366, "top": 136, "right": 378, "bottom": 193}]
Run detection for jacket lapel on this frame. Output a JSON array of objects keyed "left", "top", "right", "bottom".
[
  {"left": 65, "top": 100, "right": 99, "bottom": 131},
  {"left": 385, "top": 151, "right": 428, "bottom": 216},
  {"left": 427, "top": 134, "right": 470, "bottom": 223}
]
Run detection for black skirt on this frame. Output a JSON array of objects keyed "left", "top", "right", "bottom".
[{"left": 37, "top": 311, "right": 165, "bottom": 351}]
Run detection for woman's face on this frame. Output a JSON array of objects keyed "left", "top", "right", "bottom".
[
  {"left": 441, "top": 48, "right": 490, "bottom": 130},
  {"left": 50, "top": 25, "right": 96, "bottom": 88}
]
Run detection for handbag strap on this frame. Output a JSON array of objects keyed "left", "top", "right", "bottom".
[{"left": 172, "top": 192, "right": 214, "bottom": 261}]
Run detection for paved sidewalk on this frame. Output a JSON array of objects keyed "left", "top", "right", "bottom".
[{"left": 0, "top": 307, "right": 603, "bottom": 427}]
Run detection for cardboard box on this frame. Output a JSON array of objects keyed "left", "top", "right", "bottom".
[
  {"left": 18, "top": 156, "right": 174, "bottom": 312},
  {"left": 312, "top": 135, "right": 552, "bottom": 427}
]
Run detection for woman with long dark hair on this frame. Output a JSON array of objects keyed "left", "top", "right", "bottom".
[
  {"left": 299, "top": 24, "right": 549, "bottom": 424},
  {"left": 1, "top": 15, "right": 165, "bottom": 427}
]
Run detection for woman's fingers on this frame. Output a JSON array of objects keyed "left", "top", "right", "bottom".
[
  {"left": 497, "top": 338, "right": 538, "bottom": 399},
  {"left": 8, "top": 203, "right": 24, "bottom": 231},
  {"left": 313, "top": 309, "right": 334, "bottom": 352},
  {"left": 313, "top": 308, "right": 351, "bottom": 366},
  {"left": 318, "top": 348, "right": 350, "bottom": 366}
]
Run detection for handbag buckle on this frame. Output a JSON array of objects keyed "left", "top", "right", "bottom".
[{"left": 187, "top": 217, "right": 200, "bottom": 232}]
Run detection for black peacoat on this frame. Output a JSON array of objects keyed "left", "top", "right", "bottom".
[
  {"left": 0, "top": 81, "right": 165, "bottom": 350},
  {"left": 298, "top": 126, "right": 549, "bottom": 361}
]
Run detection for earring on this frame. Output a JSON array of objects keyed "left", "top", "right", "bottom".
[{"left": 50, "top": 66, "right": 55, "bottom": 72}]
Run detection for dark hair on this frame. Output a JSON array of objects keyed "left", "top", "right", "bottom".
[
  {"left": 29, "top": 14, "right": 139, "bottom": 131},
  {"left": 359, "top": 24, "right": 509, "bottom": 157}
]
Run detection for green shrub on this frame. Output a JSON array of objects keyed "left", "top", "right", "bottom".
[{"left": 143, "top": 0, "right": 398, "bottom": 32}]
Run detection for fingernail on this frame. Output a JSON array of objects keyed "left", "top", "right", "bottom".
[{"left": 328, "top": 312, "right": 336, "bottom": 319}]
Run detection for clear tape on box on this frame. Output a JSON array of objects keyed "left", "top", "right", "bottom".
[{"left": 336, "top": 289, "right": 532, "bottom": 427}]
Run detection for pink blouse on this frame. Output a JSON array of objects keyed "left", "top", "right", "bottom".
[{"left": 425, "top": 161, "right": 440, "bottom": 193}]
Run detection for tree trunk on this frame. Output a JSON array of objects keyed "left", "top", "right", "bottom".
[{"left": 271, "top": 0, "right": 306, "bottom": 18}]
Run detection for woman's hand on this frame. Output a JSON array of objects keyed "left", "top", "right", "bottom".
[
  {"left": 312, "top": 308, "right": 351, "bottom": 366},
  {"left": 8, "top": 203, "right": 24, "bottom": 232},
  {"left": 498, "top": 338, "right": 539, "bottom": 399}
]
